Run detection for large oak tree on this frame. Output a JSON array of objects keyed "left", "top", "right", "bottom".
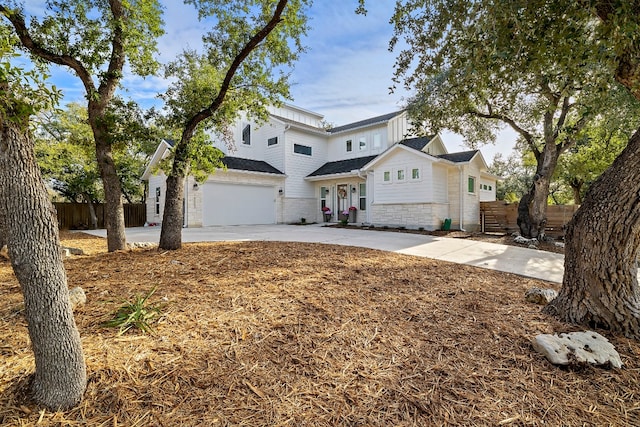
[
  {"left": 370, "top": 0, "right": 640, "bottom": 337},
  {"left": 158, "top": 0, "right": 310, "bottom": 250},
  {"left": 381, "top": 0, "right": 627, "bottom": 239},
  {"left": 0, "top": 27, "right": 85, "bottom": 410},
  {"left": 1, "top": 0, "right": 164, "bottom": 251}
]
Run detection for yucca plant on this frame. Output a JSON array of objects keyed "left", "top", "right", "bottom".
[{"left": 102, "top": 287, "right": 162, "bottom": 335}]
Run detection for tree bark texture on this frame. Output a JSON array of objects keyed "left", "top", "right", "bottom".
[
  {"left": 545, "top": 127, "right": 640, "bottom": 337},
  {"left": 158, "top": 174, "right": 185, "bottom": 250},
  {"left": 517, "top": 144, "right": 560, "bottom": 239},
  {"left": 83, "top": 193, "right": 98, "bottom": 230},
  {"left": 0, "top": 118, "right": 86, "bottom": 409},
  {"left": 88, "top": 105, "right": 127, "bottom": 251}
]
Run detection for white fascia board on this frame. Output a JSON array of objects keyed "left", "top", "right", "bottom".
[
  {"left": 305, "top": 171, "right": 359, "bottom": 182},
  {"left": 141, "top": 139, "right": 172, "bottom": 180}
]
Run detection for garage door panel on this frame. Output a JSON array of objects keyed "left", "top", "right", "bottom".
[{"left": 202, "top": 183, "right": 276, "bottom": 226}]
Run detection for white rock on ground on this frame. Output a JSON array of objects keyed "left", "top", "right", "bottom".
[
  {"left": 532, "top": 331, "right": 622, "bottom": 368},
  {"left": 525, "top": 287, "right": 558, "bottom": 304},
  {"left": 69, "top": 287, "right": 86, "bottom": 311},
  {"left": 129, "top": 242, "right": 158, "bottom": 249}
]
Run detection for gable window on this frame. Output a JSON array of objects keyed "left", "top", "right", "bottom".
[
  {"left": 411, "top": 168, "right": 420, "bottom": 180},
  {"left": 373, "top": 133, "right": 382, "bottom": 149},
  {"left": 468, "top": 176, "right": 476, "bottom": 193},
  {"left": 383, "top": 171, "right": 391, "bottom": 182},
  {"left": 359, "top": 183, "right": 366, "bottom": 211},
  {"left": 489, "top": 185, "right": 492, "bottom": 191},
  {"left": 346, "top": 140, "right": 352, "bottom": 152},
  {"left": 359, "top": 137, "right": 366, "bottom": 151},
  {"left": 267, "top": 136, "right": 278, "bottom": 146},
  {"left": 154, "top": 187, "right": 161, "bottom": 215},
  {"left": 242, "top": 124, "right": 251, "bottom": 145},
  {"left": 397, "top": 169, "right": 405, "bottom": 181},
  {"left": 294, "top": 143, "right": 312, "bottom": 156}
]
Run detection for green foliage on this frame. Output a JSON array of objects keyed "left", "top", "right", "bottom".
[
  {"left": 22, "top": 0, "right": 164, "bottom": 78},
  {"left": 102, "top": 287, "right": 163, "bottom": 336},
  {"left": 160, "top": 0, "right": 310, "bottom": 180},
  {"left": 0, "top": 24, "right": 60, "bottom": 126},
  {"left": 35, "top": 100, "right": 162, "bottom": 203}
]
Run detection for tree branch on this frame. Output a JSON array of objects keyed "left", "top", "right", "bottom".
[
  {"left": 0, "top": 5, "right": 96, "bottom": 97},
  {"left": 467, "top": 108, "right": 540, "bottom": 157},
  {"left": 180, "top": 0, "right": 290, "bottom": 143},
  {"left": 95, "top": 0, "right": 126, "bottom": 109},
  {"left": 553, "top": 96, "right": 572, "bottom": 140}
]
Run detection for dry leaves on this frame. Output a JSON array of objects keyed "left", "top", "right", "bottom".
[{"left": 0, "top": 232, "right": 638, "bottom": 426}]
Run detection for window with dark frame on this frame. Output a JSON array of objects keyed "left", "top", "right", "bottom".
[
  {"left": 155, "top": 187, "right": 161, "bottom": 215},
  {"left": 268, "top": 136, "right": 278, "bottom": 146},
  {"left": 346, "top": 140, "right": 352, "bottom": 152},
  {"left": 294, "top": 144, "right": 312, "bottom": 156},
  {"left": 242, "top": 124, "right": 251, "bottom": 145}
]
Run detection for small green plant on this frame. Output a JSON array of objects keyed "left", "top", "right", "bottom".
[
  {"left": 418, "top": 227, "right": 425, "bottom": 231},
  {"left": 102, "top": 287, "right": 162, "bottom": 335},
  {"left": 340, "top": 219, "right": 348, "bottom": 226},
  {"left": 300, "top": 217, "right": 306, "bottom": 224}
]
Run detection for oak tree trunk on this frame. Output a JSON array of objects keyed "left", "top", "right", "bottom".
[
  {"left": 83, "top": 193, "right": 98, "bottom": 230},
  {"left": 544, "top": 126, "right": 640, "bottom": 337},
  {"left": 0, "top": 117, "right": 86, "bottom": 409},
  {"left": 158, "top": 174, "right": 185, "bottom": 250},
  {"left": 517, "top": 146, "right": 559, "bottom": 239},
  {"left": 88, "top": 105, "right": 127, "bottom": 251}
]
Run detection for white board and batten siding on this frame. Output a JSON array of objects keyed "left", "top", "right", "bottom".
[
  {"left": 373, "top": 150, "right": 434, "bottom": 204},
  {"left": 326, "top": 123, "right": 390, "bottom": 162}
]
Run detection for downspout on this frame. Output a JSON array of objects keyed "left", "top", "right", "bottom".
[{"left": 459, "top": 165, "right": 465, "bottom": 232}]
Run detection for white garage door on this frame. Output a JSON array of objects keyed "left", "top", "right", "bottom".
[{"left": 202, "top": 183, "right": 276, "bottom": 226}]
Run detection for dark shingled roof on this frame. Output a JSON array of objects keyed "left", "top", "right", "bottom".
[
  {"left": 164, "top": 139, "right": 175, "bottom": 147},
  {"left": 307, "top": 155, "right": 378, "bottom": 177},
  {"left": 222, "top": 156, "right": 284, "bottom": 175},
  {"left": 399, "top": 136, "right": 434, "bottom": 151},
  {"left": 438, "top": 150, "right": 479, "bottom": 163},
  {"left": 328, "top": 111, "right": 404, "bottom": 134}
]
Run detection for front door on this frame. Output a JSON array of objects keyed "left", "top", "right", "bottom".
[{"left": 337, "top": 184, "right": 349, "bottom": 221}]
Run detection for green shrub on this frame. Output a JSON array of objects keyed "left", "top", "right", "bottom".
[{"left": 102, "top": 287, "right": 162, "bottom": 335}]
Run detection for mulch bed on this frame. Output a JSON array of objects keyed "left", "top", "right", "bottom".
[{"left": 0, "top": 232, "right": 638, "bottom": 426}]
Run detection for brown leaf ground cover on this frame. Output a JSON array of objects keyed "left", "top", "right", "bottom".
[{"left": 1, "top": 231, "right": 639, "bottom": 426}]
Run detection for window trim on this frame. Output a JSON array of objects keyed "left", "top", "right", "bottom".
[
  {"left": 359, "top": 136, "right": 367, "bottom": 151},
  {"left": 468, "top": 176, "right": 476, "bottom": 193},
  {"left": 346, "top": 139, "right": 352, "bottom": 152},
  {"left": 267, "top": 136, "right": 278, "bottom": 146},
  {"left": 242, "top": 124, "right": 251, "bottom": 145},
  {"left": 293, "top": 143, "right": 312, "bottom": 156},
  {"left": 382, "top": 170, "right": 391, "bottom": 183},
  {"left": 411, "top": 167, "right": 421, "bottom": 181},
  {"left": 359, "top": 182, "right": 366, "bottom": 211},
  {"left": 396, "top": 168, "right": 406, "bottom": 182}
]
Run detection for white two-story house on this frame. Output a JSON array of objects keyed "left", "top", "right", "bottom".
[{"left": 142, "top": 103, "right": 498, "bottom": 231}]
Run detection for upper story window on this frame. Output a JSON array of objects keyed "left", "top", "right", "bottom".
[
  {"left": 359, "top": 137, "right": 366, "bottom": 151},
  {"left": 294, "top": 144, "right": 312, "bottom": 156},
  {"left": 411, "top": 168, "right": 420, "bottom": 180},
  {"left": 346, "top": 140, "right": 352, "bottom": 152},
  {"left": 242, "top": 124, "right": 251, "bottom": 145},
  {"left": 383, "top": 171, "right": 391, "bottom": 182},
  {"left": 468, "top": 176, "right": 476, "bottom": 193},
  {"left": 373, "top": 133, "right": 382, "bottom": 149},
  {"left": 268, "top": 136, "right": 278, "bottom": 146},
  {"left": 397, "top": 169, "right": 405, "bottom": 181}
]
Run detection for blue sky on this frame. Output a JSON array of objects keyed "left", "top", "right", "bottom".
[{"left": 18, "top": 1, "right": 515, "bottom": 162}]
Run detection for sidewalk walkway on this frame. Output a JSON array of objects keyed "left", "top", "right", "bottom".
[{"left": 83, "top": 224, "right": 564, "bottom": 283}]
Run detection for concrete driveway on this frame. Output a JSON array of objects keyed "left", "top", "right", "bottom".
[{"left": 83, "top": 224, "right": 564, "bottom": 284}]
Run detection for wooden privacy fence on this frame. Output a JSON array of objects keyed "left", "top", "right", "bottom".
[
  {"left": 480, "top": 201, "right": 580, "bottom": 236},
  {"left": 53, "top": 203, "right": 146, "bottom": 230}
]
